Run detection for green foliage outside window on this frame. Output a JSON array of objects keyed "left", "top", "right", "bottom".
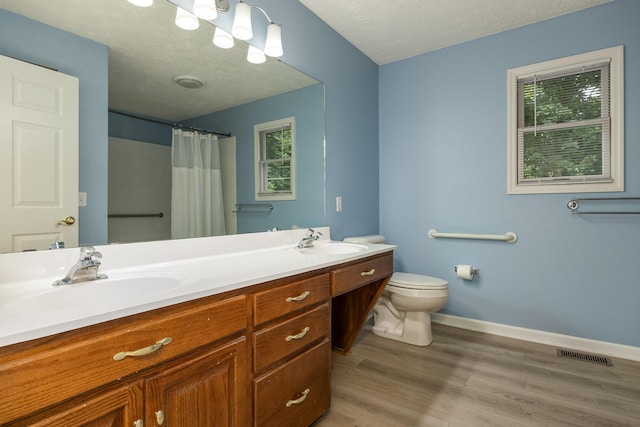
[
  {"left": 264, "top": 128, "right": 292, "bottom": 192},
  {"left": 521, "top": 70, "right": 604, "bottom": 179}
]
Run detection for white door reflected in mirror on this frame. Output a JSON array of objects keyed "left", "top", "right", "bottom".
[{"left": 0, "top": 54, "right": 79, "bottom": 253}]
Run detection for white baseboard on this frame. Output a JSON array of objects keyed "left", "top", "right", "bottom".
[{"left": 431, "top": 313, "right": 640, "bottom": 363}]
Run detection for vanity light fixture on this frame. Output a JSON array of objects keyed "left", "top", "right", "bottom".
[
  {"left": 128, "top": 0, "right": 153, "bottom": 7},
  {"left": 193, "top": 0, "right": 218, "bottom": 20},
  {"left": 231, "top": 1, "right": 284, "bottom": 58},
  {"left": 213, "top": 27, "right": 235, "bottom": 49},
  {"left": 264, "top": 22, "right": 283, "bottom": 58},
  {"left": 231, "top": 1, "right": 253, "bottom": 40},
  {"left": 165, "top": 0, "right": 283, "bottom": 62},
  {"left": 246, "top": 45, "right": 266, "bottom": 64},
  {"left": 175, "top": 7, "right": 200, "bottom": 30}
]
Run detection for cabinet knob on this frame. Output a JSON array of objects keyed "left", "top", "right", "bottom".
[
  {"left": 155, "top": 410, "right": 165, "bottom": 425},
  {"left": 133, "top": 420, "right": 144, "bottom": 427}
]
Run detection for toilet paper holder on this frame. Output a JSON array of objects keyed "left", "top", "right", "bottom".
[{"left": 454, "top": 265, "right": 479, "bottom": 275}]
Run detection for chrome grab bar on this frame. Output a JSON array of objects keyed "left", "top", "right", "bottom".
[
  {"left": 567, "top": 197, "right": 640, "bottom": 215},
  {"left": 233, "top": 203, "right": 274, "bottom": 214}
]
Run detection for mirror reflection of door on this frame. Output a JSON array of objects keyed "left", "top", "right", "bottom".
[{"left": 0, "top": 54, "right": 79, "bottom": 253}]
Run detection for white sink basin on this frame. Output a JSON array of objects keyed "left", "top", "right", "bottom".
[
  {"left": 298, "top": 242, "right": 368, "bottom": 255},
  {"left": 7, "top": 274, "right": 184, "bottom": 312}
]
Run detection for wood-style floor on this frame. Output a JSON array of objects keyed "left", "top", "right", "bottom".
[{"left": 313, "top": 324, "right": 640, "bottom": 427}]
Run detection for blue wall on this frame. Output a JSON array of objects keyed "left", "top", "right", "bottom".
[
  {"left": 270, "top": 0, "right": 380, "bottom": 240},
  {"left": 0, "top": 9, "right": 109, "bottom": 247},
  {"left": 379, "top": 0, "right": 640, "bottom": 347},
  {"left": 171, "top": 0, "right": 381, "bottom": 240},
  {"left": 108, "top": 112, "right": 172, "bottom": 146},
  {"left": 186, "top": 84, "right": 325, "bottom": 233}
]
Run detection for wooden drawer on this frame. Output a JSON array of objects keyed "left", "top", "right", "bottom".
[
  {"left": 253, "top": 302, "right": 329, "bottom": 373},
  {"left": 331, "top": 252, "right": 393, "bottom": 296},
  {"left": 253, "top": 339, "right": 331, "bottom": 427},
  {"left": 252, "top": 274, "right": 330, "bottom": 326},
  {"left": 0, "top": 295, "right": 246, "bottom": 425}
]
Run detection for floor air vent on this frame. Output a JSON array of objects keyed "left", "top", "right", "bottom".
[{"left": 556, "top": 349, "right": 613, "bottom": 366}]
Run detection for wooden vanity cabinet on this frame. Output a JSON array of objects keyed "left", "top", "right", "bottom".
[
  {"left": 17, "top": 382, "right": 144, "bottom": 427},
  {"left": 0, "top": 249, "right": 394, "bottom": 427},
  {"left": 250, "top": 273, "right": 332, "bottom": 427},
  {"left": 13, "top": 339, "right": 247, "bottom": 427},
  {"left": 144, "top": 336, "right": 247, "bottom": 427},
  {"left": 0, "top": 294, "right": 249, "bottom": 427},
  {"left": 331, "top": 252, "right": 394, "bottom": 354}
]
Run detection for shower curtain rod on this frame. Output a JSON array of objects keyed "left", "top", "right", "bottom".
[{"left": 109, "top": 109, "right": 231, "bottom": 137}]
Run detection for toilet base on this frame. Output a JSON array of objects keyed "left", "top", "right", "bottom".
[{"left": 372, "top": 311, "right": 434, "bottom": 346}]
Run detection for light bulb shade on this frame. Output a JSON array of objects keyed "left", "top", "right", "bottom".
[
  {"left": 193, "top": 0, "right": 218, "bottom": 20},
  {"left": 213, "top": 27, "right": 235, "bottom": 49},
  {"left": 264, "top": 23, "right": 283, "bottom": 57},
  {"left": 128, "top": 0, "right": 153, "bottom": 6},
  {"left": 247, "top": 45, "right": 266, "bottom": 64},
  {"left": 175, "top": 7, "right": 200, "bottom": 31},
  {"left": 232, "top": 2, "right": 253, "bottom": 40}
]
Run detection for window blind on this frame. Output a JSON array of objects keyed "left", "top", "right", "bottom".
[{"left": 516, "top": 61, "right": 611, "bottom": 185}]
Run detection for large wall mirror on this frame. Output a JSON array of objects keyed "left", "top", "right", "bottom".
[{"left": 0, "top": 0, "right": 325, "bottom": 253}]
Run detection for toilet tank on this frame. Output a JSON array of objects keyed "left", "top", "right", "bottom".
[{"left": 343, "top": 235, "right": 386, "bottom": 244}]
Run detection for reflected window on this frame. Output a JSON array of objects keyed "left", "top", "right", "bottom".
[{"left": 254, "top": 117, "right": 296, "bottom": 201}]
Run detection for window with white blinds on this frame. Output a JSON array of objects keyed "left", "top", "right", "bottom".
[{"left": 507, "top": 46, "right": 624, "bottom": 194}]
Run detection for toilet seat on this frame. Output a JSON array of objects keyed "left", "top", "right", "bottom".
[{"left": 389, "top": 272, "right": 448, "bottom": 290}]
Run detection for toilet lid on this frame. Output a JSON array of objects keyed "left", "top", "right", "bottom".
[{"left": 389, "top": 272, "right": 448, "bottom": 290}]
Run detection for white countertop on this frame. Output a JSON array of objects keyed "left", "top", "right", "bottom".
[{"left": 0, "top": 228, "right": 395, "bottom": 347}]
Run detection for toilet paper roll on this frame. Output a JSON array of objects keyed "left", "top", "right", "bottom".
[{"left": 456, "top": 264, "right": 475, "bottom": 280}]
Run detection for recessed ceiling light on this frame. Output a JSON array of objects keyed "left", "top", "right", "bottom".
[{"left": 172, "top": 75, "right": 207, "bottom": 89}]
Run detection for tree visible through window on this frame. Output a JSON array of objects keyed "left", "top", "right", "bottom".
[
  {"left": 507, "top": 46, "right": 623, "bottom": 194},
  {"left": 521, "top": 68, "right": 607, "bottom": 180},
  {"left": 254, "top": 117, "right": 296, "bottom": 201}
]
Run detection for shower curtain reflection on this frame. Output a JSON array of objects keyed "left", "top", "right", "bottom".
[{"left": 171, "top": 129, "right": 226, "bottom": 239}]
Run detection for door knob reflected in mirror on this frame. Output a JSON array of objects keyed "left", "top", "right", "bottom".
[{"left": 58, "top": 216, "right": 76, "bottom": 225}]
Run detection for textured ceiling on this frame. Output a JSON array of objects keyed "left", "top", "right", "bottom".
[
  {"left": 0, "top": 0, "right": 317, "bottom": 122},
  {"left": 299, "top": 0, "right": 613, "bottom": 65}
]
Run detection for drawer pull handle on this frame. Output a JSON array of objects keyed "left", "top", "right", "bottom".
[
  {"left": 361, "top": 268, "right": 376, "bottom": 276},
  {"left": 286, "top": 326, "right": 310, "bottom": 342},
  {"left": 286, "top": 388, "right": 310, "bottom": 407},
  {"left": 113, "top": 337, "right": 173, "bottom": 361},
  {"left": 286, "top": 290, "right": 310, "bottom": 303}
]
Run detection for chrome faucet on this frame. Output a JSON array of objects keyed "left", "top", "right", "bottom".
[
  {"left": 297, "top": 228, "right": 323, "bottom": 249},
  {"left": 53, "top": 246, "right": 108, "bottom": 286}
]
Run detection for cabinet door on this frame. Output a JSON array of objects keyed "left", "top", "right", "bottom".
[
  {"left": 23, "top": 382, "right": 143, "bottom": 427},
  {"left": 145, "top": 337, "right": 248, "bottom": 427}
]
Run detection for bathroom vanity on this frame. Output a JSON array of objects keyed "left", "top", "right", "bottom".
[{"left": 0, "top": 229, "right": 394, "bottom": 426}]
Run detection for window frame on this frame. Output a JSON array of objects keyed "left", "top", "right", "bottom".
[
  {"left": 254, "top": 117, "right": 296, "bottom": 201},
  {"left": 506, "top": 46, "right": 624, "bottom": 194}
]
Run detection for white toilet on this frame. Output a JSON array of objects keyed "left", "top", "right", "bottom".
[{"left": 344, "top": 235, "right": 448, "bottom": 346}]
